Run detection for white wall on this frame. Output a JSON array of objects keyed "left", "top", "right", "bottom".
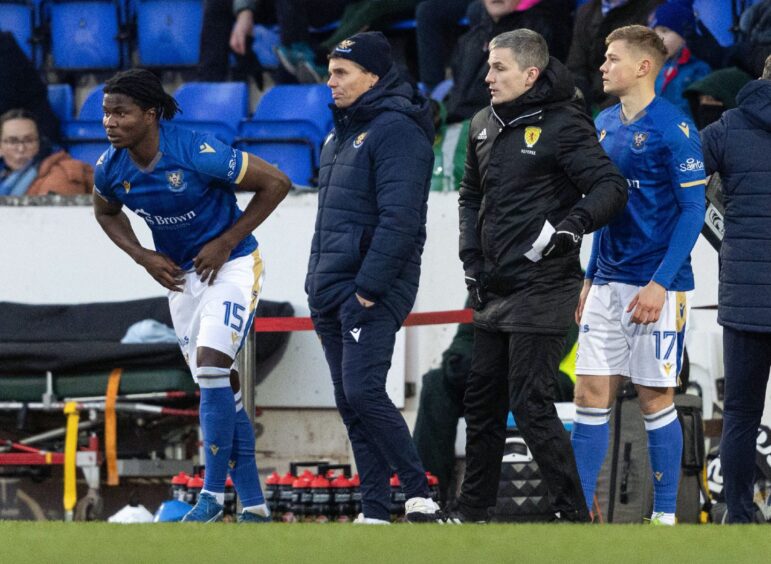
[
  {"left": 0, "top": 193, "right": 466, "bottom": 409},
  {"left": 5, "top": 194, "right": 767, "bottom": 424}
]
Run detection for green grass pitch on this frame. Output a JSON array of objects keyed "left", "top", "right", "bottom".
[{"left": 1, "top": 522, "right": 769, "bottom": 563}]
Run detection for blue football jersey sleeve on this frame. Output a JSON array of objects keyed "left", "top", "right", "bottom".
[
  {"left": 92, "top": 149, "right": 120, "bottom": 203},
  {"left": 666, "top": 119, "right": 708, "bottom": 190},
  {"left": 187, "top": 133, "right": 249, "bottom": 186}
]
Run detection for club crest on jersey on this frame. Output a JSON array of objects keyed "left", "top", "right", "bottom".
[
  {"left": 122, "top": 180, "right": 131, "bottom": 193},
  {"left": 524, "top": 126, "right": 542, "bottom": 148},
  {"left": 353, "top": 132, "right": 368, "bottom": 148},
  {"left": 598, "top": 129, "right": 606, "bottom": 142},
  {"left": 166, "top": 170, "right": 187, "bottom": 193},
  {"left": 632, "top": 131, "right": 649, "bottom": 150}
]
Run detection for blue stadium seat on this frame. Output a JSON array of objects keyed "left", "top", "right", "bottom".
[
  {"left": 63, "top": 84, "right": 108, "bottom": 164},
  {"left": 253, "top": 84, "right": 333, "bottom": 139},
  {"left": 0, "top": 1, "right": 35, "bottom": 61},
  {"left": 67, "top": 141, "right": 109, "bottom": 166},
  {"left": 173, "top": 82, "right": 248, "bottom": 132},
  {"left": 171, "top": 122, "right": 236, "bottom": 145},
  {"left": 237, "top": 138, "right": 315, "bottom": 189},
  {"left": 49, "top": 0, "right": 123, "bottom": 70},
  {"left": 47, "top": 83, "right": 74, "bottom": 123},
  {"left": 135, "top": 0, "right": 203, "bottom": 67}
]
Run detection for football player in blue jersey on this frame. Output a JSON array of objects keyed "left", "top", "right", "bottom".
[
  {"left": 570, "top": 26, "right": 706, "bottom": 525},
  {"left": 92, "top": 69, "right": 291, "bottom": 522}
]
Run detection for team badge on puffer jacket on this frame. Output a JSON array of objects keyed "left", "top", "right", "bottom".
[{"left": 353, "top": 132, "right": 368, "bottom": 148}]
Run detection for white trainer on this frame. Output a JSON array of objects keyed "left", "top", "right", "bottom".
[
  {"left": 353, "top": 513, "right": 391, "bottom": 525},
  {"left": 404, "top": 497, "right": 443, "bottom": 523}
]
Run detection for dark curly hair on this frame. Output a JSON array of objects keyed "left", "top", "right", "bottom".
[{"left": 103, "top": 68, "right": 181, "bottom": 120}]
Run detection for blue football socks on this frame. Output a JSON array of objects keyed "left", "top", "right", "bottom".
[
  {"left": 196, "top": 367, "right": 235, "bottom": 496},
  {"left": 229, "top": 390, "right": 267, "bottom": 509},
  {"left": 644, "top": 404, "right": 682, "bottom": 515},
  {"left": 571, "top": 406, "right": 611, "bottom": 512}
]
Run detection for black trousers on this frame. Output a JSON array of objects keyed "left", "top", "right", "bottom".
[
  {"left": 721, "top": 326, "right": 771, "bottom": 523},
  {"left": 458, "top": 327, "right": 589, "bottom": 521}
]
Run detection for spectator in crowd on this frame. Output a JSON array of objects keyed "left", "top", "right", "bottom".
[
  {"left": 198, "top": 0, "right": 273, "bottom": 86},
  {"left": 0, "top": 32, "right": 61, "bottom": 144},
  {"left": 683, "top": 67, "right": 753, "bottom": 130},
  {"left": 415, "top": 0, "right": 474, "bottom": 95},
  {"left": 567, "top": 0, "right": 663, "bottom": 111},
  {"left": 452, "top": 29, "right": 627, "bottom": 523},
  {"left": 445, "top": 0, "right": 573, "bottom": 123},
  {"left": 650, "top": 1, "right": 710, "bottom": 119},
  {"left": 0, "top": 109, "right": 92, "bottom": 197},
  {"left": 274, "top": 0, "right": 352, "bottom": 83},
  {"left": 701, "top": 55, "right": 771, "bottom": 524},
  {"left": 305, "top": 32, "right": 441, "bottom": 524},
  {"left": 684, "top": 0, "right": 771, "bottom": 80}
]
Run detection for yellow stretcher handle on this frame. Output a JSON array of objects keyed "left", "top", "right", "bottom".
[
  {"left": 105, "top": 368, "right": 122, "bottom": 486},
  {"left": 63, "top": 401, "right": 80, "bottom": 520}
]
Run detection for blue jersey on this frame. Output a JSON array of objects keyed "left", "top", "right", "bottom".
[
  {"left": 588, "top": 97, "right": 706, "bottom": 291},
  {"left": 94, "top": 122, "right": 256, "bottom": 270}
]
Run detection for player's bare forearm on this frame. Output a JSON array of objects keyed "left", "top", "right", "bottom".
[
  {"left": 219, "top": 157, "right": 291, "bottom": 249},
  {"left": 93, "top": 194, "right": 146, "bottom": 263}
]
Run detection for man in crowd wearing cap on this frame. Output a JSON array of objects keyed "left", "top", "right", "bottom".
[
  {"left": 701, "top": 55, "right": 771, "bottom": 524},
  {"left": 650, "top": 1, "right": 710, "bottom": 119},
  {"left": 452, "top": 28, "right": 627, "bottom": 523},
  {"left": 305, "top": 31, "right": 441, "bottom": 524}
]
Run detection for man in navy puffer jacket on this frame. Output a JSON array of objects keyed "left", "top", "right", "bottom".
[
  {"left": 305, "top": 32, "right": 441, "bottom": 523},
  {"left": 701, "top": 55, "right": 771, "bottom": 524}
]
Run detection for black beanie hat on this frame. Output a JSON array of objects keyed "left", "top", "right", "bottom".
[{"left": 329, "top": 31, "right": 393, "bottom": 77}]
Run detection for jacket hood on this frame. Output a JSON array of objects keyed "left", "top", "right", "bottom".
[
  {"left": 332, "top": 65, "right": 435, "bottom": 143},
  {"left": 737, "top": 79, "right": 771, "bottom": 132},
  {"left": 492, "top": 57, "right": 578, "bottom": 120}
]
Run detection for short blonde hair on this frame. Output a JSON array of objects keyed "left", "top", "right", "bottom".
[{"left": 606, "top": 25, "right": 668, "bottom": 69}]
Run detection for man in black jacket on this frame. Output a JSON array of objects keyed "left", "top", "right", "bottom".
[
  {"left": 444, "top": 0, "right": 573, "bottom": 124},
  {"left": 451, "top": 29, "right": 627, "bottom": 523}
]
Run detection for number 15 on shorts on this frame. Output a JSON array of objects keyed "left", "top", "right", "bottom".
[{"left": 223, "top": 301, "right": 246, "bottom": 331}]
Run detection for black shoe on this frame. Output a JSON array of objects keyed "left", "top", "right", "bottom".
[{"left": 443, "top": 503, "right": 489, "bottom": 524}]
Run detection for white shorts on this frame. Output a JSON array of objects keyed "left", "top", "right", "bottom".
[
  {"left": 168, "top": 249, "right": 263, "bottom": 380},
  {"left": 575, "top": 282, "right": 690, "bottom": 387}
]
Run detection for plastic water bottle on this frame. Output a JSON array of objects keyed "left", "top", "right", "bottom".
[
  {"left": 264, "top": 471, "right": 281, "bottom": 515},
  {"left": 331, "top": 474, "right": 353, "bottom": 522},
  {"left": 170, "top": 472, "right": 189, "bottom": 501},
  {"left": 224, "top": 476, "right": 236, "bottom": 517},
  {"left": 290, "top": 476, "right": 312, "bottom": 523},
  {"left": 278, "top": 471, "right": 296, "bottom": 521},
  {"left": 185, "top": 474, "right": 203, "bottom": 505},
  {"left": 389, "top": 474, "right": 405, "bottom": 522},
  {"left": 310, "top": 474, "right": 332, "bottom": 522}
]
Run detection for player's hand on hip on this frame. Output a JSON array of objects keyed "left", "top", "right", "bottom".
[
  {"left": 575, "top": 279, "right": 592, "bottom": 325},
  {"left": 137, "top": 250, "right": 184, "bottom": 292},
  {"left": 627, "top": 281, "right": 666, "bottom": 325},
  {"left": 194, "top": 238, "right": 233, "bottom": 285}
]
